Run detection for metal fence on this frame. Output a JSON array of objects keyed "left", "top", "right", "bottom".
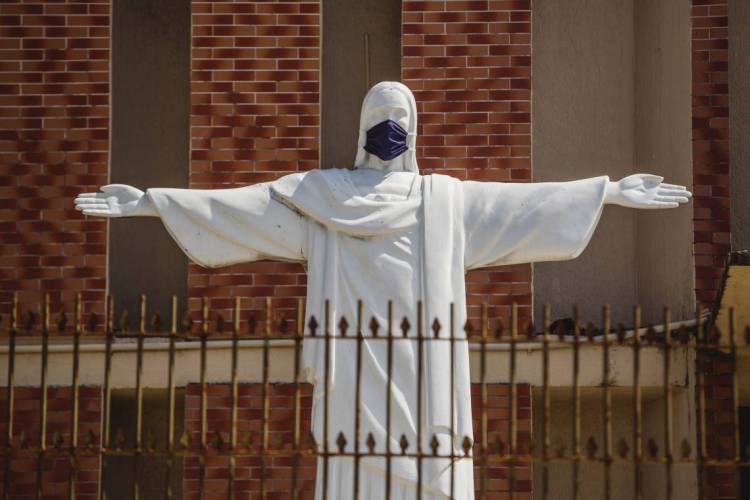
[{"left": 0, "top": 292, "right": 746, "bottom": 499}]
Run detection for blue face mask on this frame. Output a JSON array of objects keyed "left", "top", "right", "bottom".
[{"left": 364, "top": 119, "right": 409, "bottom": 161}]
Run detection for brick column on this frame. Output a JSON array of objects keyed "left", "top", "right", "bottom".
[
  {"left": 691, "top": 0, "right": 730, "bottom": 311},
  {"left": 401, "top": 0, "right": 533, "bottom": 325},
  {"left": 0, "top": 1, "right": 110, "bottom": 318},
  {"left": 189, "top": 0, "right": 320, "bottom": 321},
  {"left": 700, "top": 353, "right": 737, "bottom": 500},
  {"left": 0, "top": 386, "right": 102, "bottom": 498},
  {"left": 691, "top": 3, "right": 736, "bottom": 499}
]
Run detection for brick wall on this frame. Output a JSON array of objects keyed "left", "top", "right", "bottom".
[
  {"left": 183, "top": 383, "right": 316, "bottom": 497},
  {"left": 691, "top": 0, "right": 730, "bottom": 311},
  {"left": 0, "top": 1, "right": 109, "bottom": 319},
  {"left": 691, "top": 2, "right": 736, "bottom": 499},
  {"left": 700, "top": 352, "right": 737, "bottom": 500},
  {"left": 189, "top": 0, "right": 320, "bottom": 322},
  {"left": 0, "top": 386, "right": 101, "bottom": 498},
  {"left": 183, "top": 382, "right": 531, "bottom": 497},
  {"left": 401, "top": 0, "right": 533, "bottom": 325},
  {"left": 471, "top": 382, "right": 533, "bottom": 498}
]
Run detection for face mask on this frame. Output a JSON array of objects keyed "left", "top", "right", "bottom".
[{"left": 364, "top": 119, "right": 409, "bottom": 161}]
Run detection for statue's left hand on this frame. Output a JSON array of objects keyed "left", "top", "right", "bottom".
[
  {"left": 74, "top": 184, "right": 158, "bottom": 217},
  {"left": 605, "top": 174, "right": 692, "bottom": 209}
]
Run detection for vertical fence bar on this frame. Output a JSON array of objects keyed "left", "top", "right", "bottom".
[
  {"left": 632, "top": 306, "right": 642, "bottom": 500},
  {"left": 291, "top": 298, "right": 304, "bottom": 500},
  {"left": 35, "top": 294, "right": 49, "bottom": 499},
  {"left": 100, "top": 296, "right": 114, "bottom": 500},
  {"left": 228, "top": 297, "right": 240, "bottom": 499},
  {"left": 480, "top": 303, "right": 488, "bottom": 499},
  {"left": 662, "top": 306, "right": 673, "bottom": 500},
  {"left": 260, "top": 297, "right": 271, "bottom": 500},
  {"left": 198, "top": 298, "right": 208, "bottom": 499},
  {"left": 166, "top": 296, "right": 177, "bottom": 499},
  {"left": 68, "top": 293, "right": 82, "bottom": 497},
  {"left": 416, "top": 301, "right": 424, "bottom": 500},
  {"left": 572, "top": 305, "right": 581, "bottom": 500},
  {"left": 509, "top": 303, "right": 518, "bottom": 500},
  {"left": 2, "top": 295, "right": 17, "bottom": 498},
  {"left": 133, "top": 294, "right": 146, "bottom": 500},
  {"left": 541, "top": 305, "right": 551, "bottom": 500},
  {"left": 2, "top": 293, "right": 17, "bottom": 500},
  {"left": 449, "top": 303, "right": 456, "bottom": 500},
  {"left": 602, "top": 305, "right": 612, "bottom": 500},
  {"left": 729, "top": 307, "right": 740, "bottom": 494},
  {"left": 323, "top": 299, "right": 331, "bottom": 500},
  {"left": 385, "top": 301, "right": 393, "bottom": 500},
  {"left": 353, "top": 300, "right": 363, "bottom": 499},
  {"left": 695, "top": 306, "right": 706, "bottom": 500}
]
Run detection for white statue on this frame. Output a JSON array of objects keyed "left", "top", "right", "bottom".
[{"left": 75, "top": 81, "right": 690, "bottom": 499}]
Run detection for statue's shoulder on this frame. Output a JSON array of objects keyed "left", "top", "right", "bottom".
[
  {"left": 271, "top": 168, "right": 351, "bottom": 200},
  {"left": 274, "top": 168, "right": 337, "bottom": 186},
  {"left": 422, "top": 172, "right": 462, "bottom": 187}
]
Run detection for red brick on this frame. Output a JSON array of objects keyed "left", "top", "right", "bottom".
[
  {"left": 0, "top": 2, "right": 108, "bottom": 319},
  {"left": 0, "top": 386, "right": 101, "bottom": 497},
  {"left": 187, "top": 0, "right": 320, "bottom": 321}
]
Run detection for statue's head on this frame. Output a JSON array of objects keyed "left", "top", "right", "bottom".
[{"left": 354, "top": 81, "right": 419, "bottom": 173}]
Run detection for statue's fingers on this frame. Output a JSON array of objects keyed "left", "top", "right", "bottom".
[
  {"left": 82, "top": 208, "right": 115, "bottom": 216},
  {"left": 658, "top": 188, "right": 691, "bottom": 198},
  {"left": 655, "top": 195, "right": 689, "bottom": 204},
  {"left": 659, "top": 183, "right": 687, "bottom": 191},
  {"left": 75, "top": 196, "right": 108, "bottom": 204},
  {"left": 647, "top": 200, "right": 679, "bottom": 209},
  {"left": 75, "top": 202, "right": 98, "bottom": 210},
  {"left": 658, "top": 185, "right": 691, "bottom": 194},
  {"left": 75, "top": 193, "right": 110, "bottom": 203},
  {"left": 655, "top": 191, "right": 689, "bottom": 199},
  {"left": 75, "top": 200, "right": 109, "bottom": 209},
  {"left": 100, "top": 184, "right": 130, "bottom": 193}
]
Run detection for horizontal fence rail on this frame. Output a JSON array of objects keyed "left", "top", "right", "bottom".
[{"left": 0, "top": 293, "right": 747, "bottom": 499}]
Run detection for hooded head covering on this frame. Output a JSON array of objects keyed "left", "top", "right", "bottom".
[
  {"left": 269, "top": 82, "right": 422, "bottom": 237},
  {"left": 354, "top": 81, "right": 419, "bottom": 173}
]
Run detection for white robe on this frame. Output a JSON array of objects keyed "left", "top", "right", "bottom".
[{"left": 147, "top": 168, "right": 608, "bottom": 499}]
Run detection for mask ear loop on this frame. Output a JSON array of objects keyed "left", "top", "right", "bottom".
[{"left": 406, "top": 132, "right": 416, "bottom": 151}]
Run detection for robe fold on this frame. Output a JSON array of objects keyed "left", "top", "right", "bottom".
[{"left": 147, "top": 168, "right": 609, "bottom": 499}]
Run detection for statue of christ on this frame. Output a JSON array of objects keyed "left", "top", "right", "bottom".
[{"left": 75, "top": 81, "right": 691, "bottom": 499}]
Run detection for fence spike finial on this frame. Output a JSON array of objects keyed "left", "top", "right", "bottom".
[
  {"left": 462, "top": 435, "right": 473, "bottom": 456},
  {"left": 399, "top": 434, "right": 409, "bottom": 454},
  {"left": 400, "top": 317, "right": 410, "bottom": 337},
  {"left": 494, "top": 318, "right": 504, "bottom": 339},
  {"left": 338, "top": 316, "right": 349, "bottom": 337},
  {"left": 336, "top": 431, "right": 347, "bottom": 453},
  {"left": 430, "top": 434, "right": 440, "bottom": 455},
  {"left": 307, "top": 315, "right": 319, "bottom": 337},
  {"left": 369, "top": 316, "right": 379, "bottom": 337},
  {"left": 432, "top": 318, "right": 441, "bottom": 338}
]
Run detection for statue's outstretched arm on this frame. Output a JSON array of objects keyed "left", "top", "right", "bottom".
[
  {"left": 604, "top": 174, "right": 691, "bottom": 209},
  {"left": 74, "top": 184, "right": 158, "bottom": 217}
]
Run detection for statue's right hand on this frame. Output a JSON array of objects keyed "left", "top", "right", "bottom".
[{"left": 74, "top": 184, "right": 156, "bottom": 217}]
